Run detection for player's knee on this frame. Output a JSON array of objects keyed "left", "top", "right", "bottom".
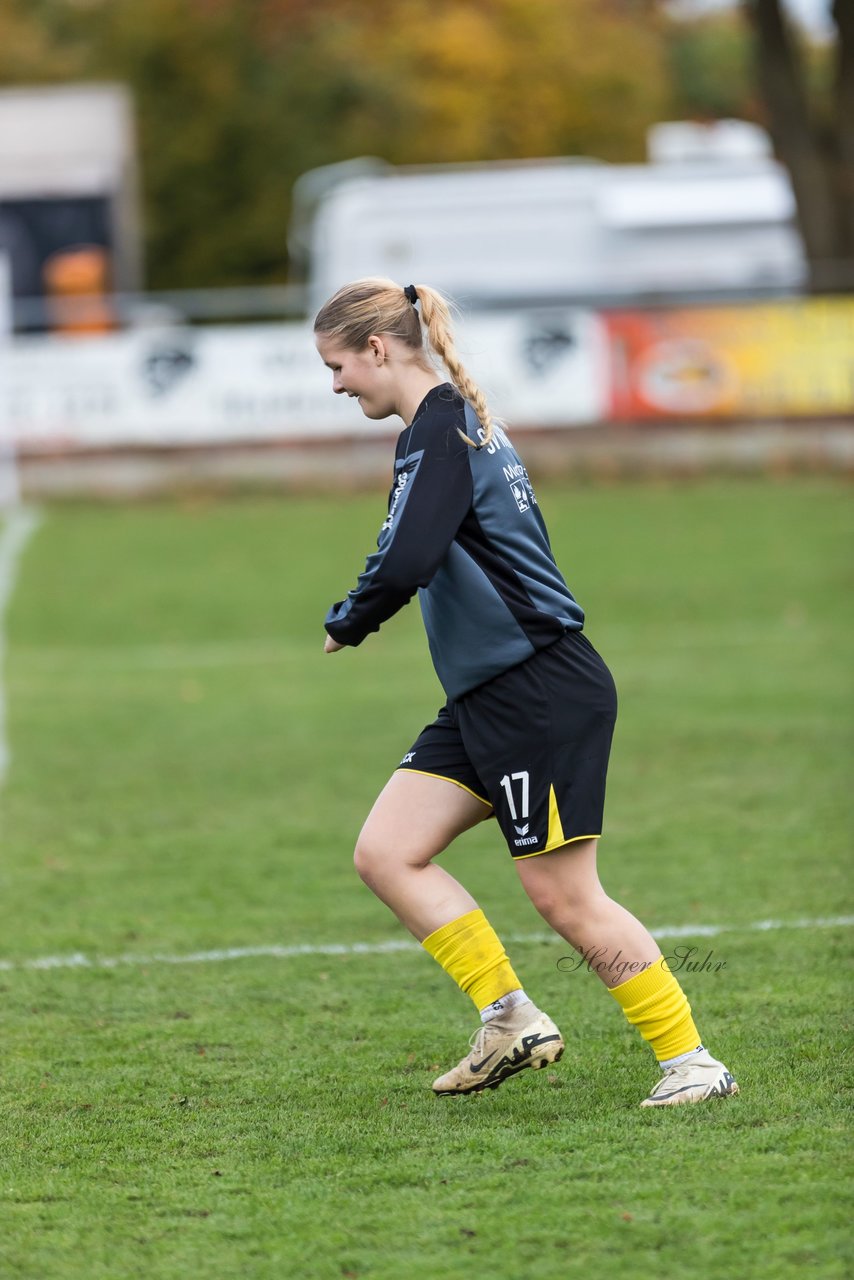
[
  {"left": 525, "top": 882, "right": 602, "bottom": 944},
  {"left": 353, "top": 833, "right": 380, "bottom": 885},
  {"left": 353, "top": 828, "right": 400, "bottom": 887},
  {"left": 525, "top": 881, "right": 566, "bottom": 927},
  {"left": 354, "top": 825, "right": 432, "bottom": 888}
]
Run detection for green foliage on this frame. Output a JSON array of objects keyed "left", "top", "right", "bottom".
[
  {"left": 0, "top": 478, "right": 852, "bottom": 1277},
  {"left": 661, "top": 8, "right": 837, "bottom": 135},
  {"left": 663, "top": 13, "right": 757, "bottom": 121}
]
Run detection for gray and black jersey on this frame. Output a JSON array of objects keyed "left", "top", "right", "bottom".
[{"left": 324, "top": 383, "right": 585, "bottom": 700}]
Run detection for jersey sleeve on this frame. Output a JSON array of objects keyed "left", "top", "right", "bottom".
[{"left": 324, "top": 419, "right": 472, "bottom": 647}]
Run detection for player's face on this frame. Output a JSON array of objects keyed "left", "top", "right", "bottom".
[{"left": 315, "top": 333, "right": 393, "bottom": 420}]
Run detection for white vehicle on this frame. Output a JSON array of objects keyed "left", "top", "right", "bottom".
[{"left": 301, "top": 122, "right": 806, "bottom": 312}]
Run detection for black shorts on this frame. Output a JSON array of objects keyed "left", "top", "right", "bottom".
[{"left": 397, "top": 631, "right": 618, "bottom": 859}]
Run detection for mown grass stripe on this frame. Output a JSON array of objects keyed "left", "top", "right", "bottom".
[{"left": 6, "top": 620, "right": 828, "bottom": 673}]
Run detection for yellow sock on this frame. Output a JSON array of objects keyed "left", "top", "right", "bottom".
[
  {"left": 609, "top": 955, "right": 701, "bottom": 1062},
  {"left": 422, "top": 908, "right": 522, "bottom": 1012}
]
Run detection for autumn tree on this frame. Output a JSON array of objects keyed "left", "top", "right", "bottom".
[
  {"left": 744, "top": 0, "right": 853, "bottom": 291},
  {"left": 1, "top": 0, "right": 669, "bottom": 288},
  {"left": 663, "top": 9, "right": 756, "bottom": 121},
  {"left": 8, "top": 0, "right": 848, "bottom": 293}
]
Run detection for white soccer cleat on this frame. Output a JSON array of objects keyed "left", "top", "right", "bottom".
[
  {"left": 640, "top": 1048, "right": 739, "bottom": 1107},
  {"left": 432, "top": 1001, "right": 564, "bottom": 1096}
]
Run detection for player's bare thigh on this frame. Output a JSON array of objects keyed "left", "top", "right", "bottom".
[{"left": 355, "top": 768, "right": 492, "bottom": 872}]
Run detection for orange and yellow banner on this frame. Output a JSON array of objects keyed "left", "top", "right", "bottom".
[{"left": 605, "top": 298, "right": 854, "bottom": 419}]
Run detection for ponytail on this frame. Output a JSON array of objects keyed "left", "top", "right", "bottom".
[
  {"left": 412, "top": 285, "right": 494, "bottom": 449},
  {"left": 314, "top": 277, "right": 495, "bottom": 448}
]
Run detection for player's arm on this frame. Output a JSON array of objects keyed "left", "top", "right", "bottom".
[{"left": 324, "top": 426, "right": 471, "bottom": 648}]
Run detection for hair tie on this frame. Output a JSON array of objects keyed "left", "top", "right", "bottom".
[{"left": 403, "top": 284, "right": 418, "bottom": 306}]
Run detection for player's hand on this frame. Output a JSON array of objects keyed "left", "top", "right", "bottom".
[{"left": 324, "top": 635, "right": 345, "bottom": 653}]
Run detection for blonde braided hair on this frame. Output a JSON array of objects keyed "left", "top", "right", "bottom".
[{"left": 314, "top": 277, "right": 494, "bottom": 447}]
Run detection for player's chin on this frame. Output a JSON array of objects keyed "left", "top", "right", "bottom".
[{"left": 359, "top": 400, "right": 391, "bottom": 420}]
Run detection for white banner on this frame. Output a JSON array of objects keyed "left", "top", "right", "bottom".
[
  {"left": 4, "top": 310, "right": 606, "bottom": 451},
  {"left": 461, "top": 308, "right": 607, "bottom": 427}
]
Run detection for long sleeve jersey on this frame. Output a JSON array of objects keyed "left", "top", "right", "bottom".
[{"left": 324, "top": 383, "right": 585, "bottom": 700}]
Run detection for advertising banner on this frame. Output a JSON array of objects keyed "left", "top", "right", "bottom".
[
  {"left": 4, "top": 309, "right": 606, "bottom": 451},
  {"left": 605, "top": 298, "right": 854, "bottom": 419}
]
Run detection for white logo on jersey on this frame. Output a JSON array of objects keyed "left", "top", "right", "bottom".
[
  {"left": 477, "top": 423, "right": 512, "bottom": 455},
  {"left": 381, "top": 468, "right": 410, "bottom": 532},
  {"left": 511, "top": 481, "right": 530, "bottom": 513},
  {"left": 503, "top": 461, "right": 537, "bottom": 512}
]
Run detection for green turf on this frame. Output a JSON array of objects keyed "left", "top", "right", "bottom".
[{"left": 0, "top": 478, "right": 851, "bottom": 1279}]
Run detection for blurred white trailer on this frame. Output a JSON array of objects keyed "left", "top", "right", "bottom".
[{"left": 304, "top": 122, "right": 806, "bottom": 311}]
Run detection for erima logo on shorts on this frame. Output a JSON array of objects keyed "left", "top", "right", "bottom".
[{"left": 514, "top": 824, "right": 539, "bottom": 847}]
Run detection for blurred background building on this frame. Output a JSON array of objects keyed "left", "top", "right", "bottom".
[{"left": 0, "top": 84, "right": 140, "bottom": 333}]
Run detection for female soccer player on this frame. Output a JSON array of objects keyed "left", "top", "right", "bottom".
[{"left": 315, "top": 278, "right": 738, "bottom": 1107}]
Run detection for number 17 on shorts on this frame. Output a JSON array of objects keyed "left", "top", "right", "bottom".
[{"left": 498, "top": 771, "right": 541, "bottom": 851}]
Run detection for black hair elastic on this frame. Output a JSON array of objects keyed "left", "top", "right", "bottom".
[{"left": 403, "top": 284, "right": 418, "bottom": 306}]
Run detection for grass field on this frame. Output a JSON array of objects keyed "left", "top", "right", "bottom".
[{"left": 0, "top": 477, "right": 851, "bottom": 1280}]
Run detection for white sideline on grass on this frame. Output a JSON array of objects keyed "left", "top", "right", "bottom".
[
  {"left": 0, "top": 915, "right": 851, "bottom": 974},
  {"left": 0, "top": 506, "right": 43, "bottom": 785}
]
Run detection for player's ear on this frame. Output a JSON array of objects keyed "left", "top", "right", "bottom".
[{"left": 367, "top": 334, "right": 386, "bottom": 365}]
